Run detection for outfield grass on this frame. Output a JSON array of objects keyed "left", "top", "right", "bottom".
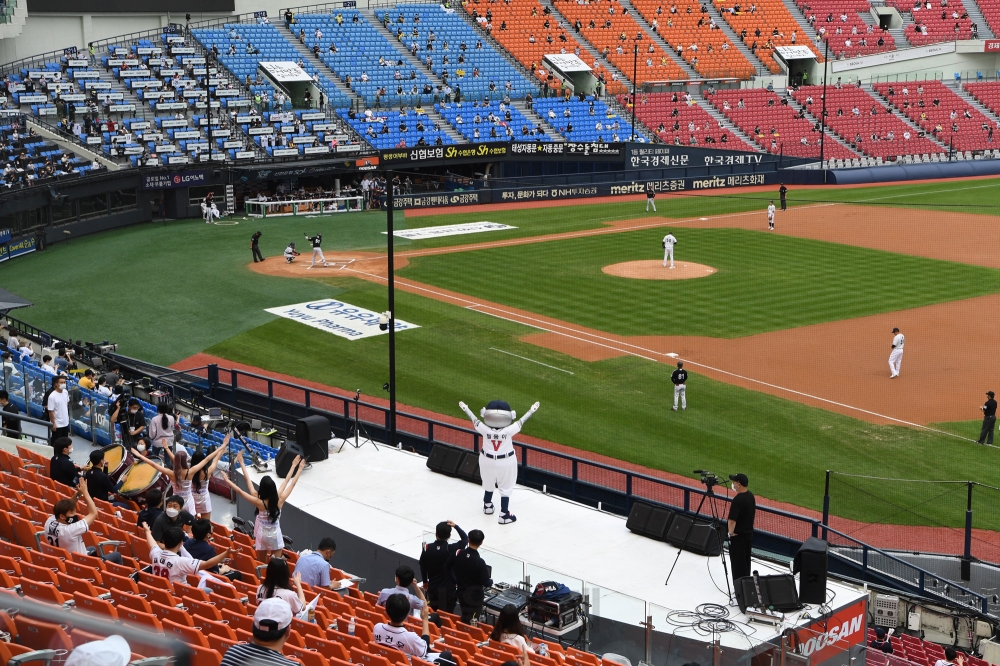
[
  {"left": 208, "top": 277, "right": 1000, "bottom": 530},
  {"left": 399, "top": 227, "right": 1000, "bottom": 337}
]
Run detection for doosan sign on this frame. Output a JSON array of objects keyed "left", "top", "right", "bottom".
[
  {"left": 792, "top": 599, "right": 866, "bottom": 664},
  {"left": 142, "top": 171, "right": 207, "bottom": 189}
]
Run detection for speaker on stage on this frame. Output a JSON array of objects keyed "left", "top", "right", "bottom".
[
  {"left": 665, "top": 514, "right": 694, "bottom": 546},
  {"left": 275, "top": 440, "right": 305, "bottom": 478},
  {"left": 794, "top": 537, "right": 829, "bottom": 604},
  {"left": 458, "top": 451, "right": 482, "bottom": 483},
  {"left": 296, "top": 415, "right": 331, "bottom": 463},
  {"left": 626, "top": 501, "right": 675, "bottom": 540},
  {"left": 426, "top": 444, "right": 465, "bottom": 476},
  {"left": 735, "top": 574, "right": 802, "bottom": 612},
  {"left": 685, "top": 522, "right": 724, "bottom": 556}
]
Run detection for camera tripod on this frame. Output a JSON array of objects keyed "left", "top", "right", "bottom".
[
  {"left": 664, "top": 479, "right": 734, "bottom": 605},
  {"left": 338, "top": 390, "right": 379, "bottom": 453}
]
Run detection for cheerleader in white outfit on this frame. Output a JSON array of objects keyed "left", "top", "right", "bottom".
[{"left": 225, "top": 453, "right": 306, "bottom": 559}]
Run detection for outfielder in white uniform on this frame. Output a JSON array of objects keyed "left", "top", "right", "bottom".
[
  {"left": 767, "top": 201, "right": 776, "bottom": 230},
  {"left": 889, "top": 327, "right": 904, "bottom": 378},
  {"left": 663, "top": 233, "right": 678, "bottom": 268},
  {"left": 459, "top": 399, "right": 540, "bottom": 524}
]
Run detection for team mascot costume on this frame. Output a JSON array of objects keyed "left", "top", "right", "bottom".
[{"left": 459, "top": 400, "right": 540, "bottom": 524}]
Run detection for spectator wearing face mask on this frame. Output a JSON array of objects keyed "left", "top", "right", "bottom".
[
  {"left": 136, "top": 486, "right": 164, "bottom": 529},
  {"left": 150, "top": 494, "right": 195, "bottom": 544},
  {"left": 115, "top": 398, "right": 146, "bottom": 448},
  {"left": 50, "top": 437, "right": 81, "bottom": 488},
  {"left": 47, "top": 374, "right": 71, "bottom": 441},
  {"left": 43, "top": 482, "right": 123, "bottom": 563},
  {"left": 147, "top": 403, "right": 176, "bottom": 462}
]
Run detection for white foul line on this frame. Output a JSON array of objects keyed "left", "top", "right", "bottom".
[{"left": 489, "top": 347, "right": 575, "bottom": 374}]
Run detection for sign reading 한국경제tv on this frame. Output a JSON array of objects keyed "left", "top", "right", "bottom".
[{"left": 141, "top": 171, "right": 206, "bottom": 189}]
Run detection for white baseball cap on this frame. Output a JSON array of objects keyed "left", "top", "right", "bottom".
[
  {"left": 65, "top": 635, "right": 131, "bottom": 666},
  {"left": 254, "top": 597, "right": 293, "bottom": 631}
]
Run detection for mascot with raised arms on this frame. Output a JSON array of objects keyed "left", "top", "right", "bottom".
[{"left": 459, "top": 399, "right": 540, "bottom": 524}]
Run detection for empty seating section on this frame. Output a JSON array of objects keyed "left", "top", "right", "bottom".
[
  {"left": 707, "top": 88, "right": 857, "bottom": 157},
  {"left": 798, "top": 0, "right": 895, "bottom": 57},
  {"left": 873, "top": 80, "right": 996, "bottom": 152},
  {"left": 293, "top": 10, "right": 438, "bottom": 106},
  {"left": 628, "top": 0, "right": 756, "bottom": 78},
  {"left": 532, "top": 96, "right": 635, "bottom": 140},
  {"left": 547, "top": 0, "right": 689, "bottom": 84},
  {"left": 375, "top": 4, "right": 537, "bottom": 101},
  {"left": 964, "top": 80, "right": 1000, "bottom": 116},
  {"left": 973, "top": 0, "right": 1000, "bottom": 33},
  {"left": 711, "top": 0, "right": 818, "bottom": 72},
  {"left": 462, "top": 0, "right": 622, "bottom": 94},
  {"left": 192, "top": 23, "right": 350, "bottom": 109},
  {"left": 435, "top": 101, "right": 555, "bottom": 141},
  {"left": 622, "top": 92, "right": 757, "bottom": 148},
  {"left": 791, "top": 85, "right": 944, "bottom": 159},
  {"left": 886, "top": 0, "right": 973, "bottom": 45},
  {"left": 338, "top": 108, "right": 455, "bottom": 149}
]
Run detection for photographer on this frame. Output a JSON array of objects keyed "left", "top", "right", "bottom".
[{"left": 727, "top": 473, "right": 755, "bottom": 584}]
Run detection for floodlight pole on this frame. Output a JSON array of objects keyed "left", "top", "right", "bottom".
[
  {"left": 819, "top": 37, "right": 829, "bottom": 180},
  {"left": 386, "top": 172, "right": 397, "bottom": 448},
  {"left": 205, "top": 57, "right": 212, "bottom": 164},
  {"left": 631, "top": 35, "right": 641, "bottom": 142}
]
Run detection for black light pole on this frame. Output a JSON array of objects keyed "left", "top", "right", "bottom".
[
  {"left": 204, "top": 65, "right": 212, "bottom": 163},
  {"left": 818, "top": 37, "right": 829, "bottom": 177},
  {"left": 386, "top": 172, "right": 397, "bottom": 448},
  {"left": 631, "top": 34, "right": 641, "bottom": 142}
]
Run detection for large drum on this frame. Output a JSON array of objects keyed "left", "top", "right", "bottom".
[
  {"left": 117, "top": 462, "right": 168, "bottom": 499},
  {"left": 101, "top": 444, "right": 133, "bottom": 485}
]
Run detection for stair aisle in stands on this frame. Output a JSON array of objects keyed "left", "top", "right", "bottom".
[
  {"left": 512, "top": 100, "right": 567, "bottom": 141},
  {"left": 962, "top": 0, "right": 997, "bottom": 35},
  {"left": 612, "top": 0, "right": 699, "bottom": 78},
  {"left": 703, "top": 2, "right": 770, "bottom": 74},
  {"left": 779, "top": 0, "right": 822, "bottom": 43},
  {"left": 694, "top": 92, "right": 760, "bottom": 147},
  {"left": 952, "top": 80, "right": 1000, "bottom": 125},
  {"left": 361, "top": 9, "right": 447, "bottom": 92},
  {"left": 537, "top": 0, "right": 633, "bottom": 94},
  {"left": 862, "top": 82, "right": 950, "bottom": 152},
  {"left": 274, "top": 20, "right": 365, "bottom": 110}
]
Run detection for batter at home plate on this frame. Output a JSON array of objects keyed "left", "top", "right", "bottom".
[{"left": 459, "top": 400, "right": 540, "bottom": 524}]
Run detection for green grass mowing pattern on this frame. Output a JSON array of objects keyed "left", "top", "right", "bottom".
[
  {"left": 398, "top": 227, "right": 1000, "bottom": 337},
  {"left": 0, "top": 212, "right": 402, "bottom": 365},
  {"left": 207, "top": 277, "right": 1000, "bottom": 530}
]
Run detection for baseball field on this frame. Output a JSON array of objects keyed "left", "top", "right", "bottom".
[{"left": 7, "top": 176, "right": 1000, "bottom": 543}]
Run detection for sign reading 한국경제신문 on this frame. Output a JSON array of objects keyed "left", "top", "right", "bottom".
[
  {"left": 141, "top": 171, "right": 206, "bottom": 189},
  {"left": 265, "top": 300, "right": 419, "bottom": 340}
]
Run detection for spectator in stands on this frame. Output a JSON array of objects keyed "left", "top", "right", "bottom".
[
  {"left": 221, "top": 598, "right": 298, "bottom": 666},
  {"left": 53, "top": 348, "right": 73, "bottom": 374},
  {"left": 78, "top": 368, "right": 95, "bottom": 391},
  {"left": 47, "top": 374, "right": 71, "bottom": 441},
  {"left": 65, "top": 634, "right": 133, "bottom": 666},
  {"left": 85, "top": 449, "right": 123, "bottom": 505},
  {"left": 50, "top": 437, "right": 80, "bottom": 487},
  {"left": 145, "top": 524, "right": 230, "bottom": 583},
  {"left": 226, "top": 453, "right": 305, "bottom": 558},
  {"left": 296, "top": 538, "right": 342, "bottom": 589},
  {"left": 257, "top": 556, "right": 306, "bottom": 614},
  {"left": 45, "top": 482, "right": 123, "bottom": 563},
  {"left": 935, "top": 647, "right": 965, "bottom": 666},
  {"left": 0, "top": 390, "right": 20, "bottom": 439},
  {"left": 374, "top": 594, "right": 432, "bottom": 658},
  {"left": 185, "top": 519, "right": 222, "bottom": 573},
  {"left": 136, "top": 486, "right": 163, "bottom": 529},
  {"left": 491, "top": 603, "right": 535, "bottom": 656},
  {"left": 147, "top": 402, "right": 175, "bottom": 462},
  {"left": 869, "top": 627, "right": 894, "bottom": 654},
  {"left": 377, "top": 565, "right": 427, "bottom": 611},
  {"left": 451, "top": 529, "right": 491, "bottom": 623},
  {"left": 151, "top": 494, "right": 195, "bottom": 543},
  {"left": 113, "top": 397, "right": 145, "bottom": 448}
]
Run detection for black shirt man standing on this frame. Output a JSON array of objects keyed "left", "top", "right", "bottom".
[
  {"left": 420, "top": 520, "right": 467, "bottom": 614},
  {"left": 0, "top": 390, "right": 21, "bottom": 439},
  {"left": 778, "top": 184, "right": 788, "bottom": 211},
  {"left": 449, "top": 529, "right": 491, "bottom": 624},
  {"left": 978, "top": 391, "right": 997, "bottom": 445},
  {"left": 727, "top": 473, "right": 756, "bottom": 584},
  {"left": 251, "top": 231, "right": 264, "bottom": 263}
]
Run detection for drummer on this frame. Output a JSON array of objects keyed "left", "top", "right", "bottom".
[{"left": 84, "top": 450, "right": 127, "bottom": 508}]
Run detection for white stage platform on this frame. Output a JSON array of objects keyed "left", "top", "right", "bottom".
[{"left": 244, "top": 441, "right": 866, "bottom": 651}]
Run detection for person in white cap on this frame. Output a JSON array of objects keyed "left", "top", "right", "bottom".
[
  {"left": 221, "top": 597, "right": 298, "bottom": 665},
  {"left": 66, "top": 635, "right": 131, "bottom": 666}
]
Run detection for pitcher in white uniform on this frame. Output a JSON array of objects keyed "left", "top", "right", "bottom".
[
  {"left": 889, "top": 327, "right": 905, "bottom": 377},
  {"left": 663, "top": 233, "right": 678, "bottom": 268},
  {"left": 459, "top": 399, "right": 540, "bottom": 525}
]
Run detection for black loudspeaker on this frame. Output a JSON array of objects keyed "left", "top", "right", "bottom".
[
  {"left": 793, "top": 537, "right": 829, "bottom": 604},
  {"left": 426, "top": 444, "right": 465, "bottom": 476},
  {"left": 879, "top": 13, "right": 892, "bottom": 30},
  {"left": 275, "top": 440, "right": 305, "bottom": 478},
  {"left": 736, "top": 574, "right": 803, "bottom": 613},
  {"left": 296, "top": 415, "right": 330, "bottom": 463},
  {"left": 665, "top": 515, "right": 723, "bottom": 556},
  {"left": 457, "top": 452, "right": 482, "bottom": 483},
  {"left": 665, "top": 514, "right": 694, "bottom": 545},
  {"left": 626, "top": 501, "right": 675, "bottom": 540}
]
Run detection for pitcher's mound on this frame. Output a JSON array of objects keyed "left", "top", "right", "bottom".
[{"left": 603, "top": 260, "right": 717, "bottom": 280}]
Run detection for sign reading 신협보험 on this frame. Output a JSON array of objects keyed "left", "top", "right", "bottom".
[{"left": 265, "top": 300, "right": 419, "bottom": 340}]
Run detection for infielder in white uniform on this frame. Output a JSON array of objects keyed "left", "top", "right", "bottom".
[
  {"left": 767, "top": 200, "right": 776, "bottom": 230},
  {"left": 459, "top": 399, "right": 540, "bottom": 524},
  {"left": 663, "top": 233, "right": 678, "bottom": 268},
  {"left": 889, "top": 327, "right": 904, "bottom": 378}
]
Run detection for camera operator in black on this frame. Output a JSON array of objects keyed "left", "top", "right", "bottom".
[
  {"left": 419, "top": 520, "right": 467, "bottom": 613},
  {"left": 251, "top": 231, "right": 264, "bottom": 263},
  {"left": 727, "top": 473, "right": 755, "bottom": 584}
]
